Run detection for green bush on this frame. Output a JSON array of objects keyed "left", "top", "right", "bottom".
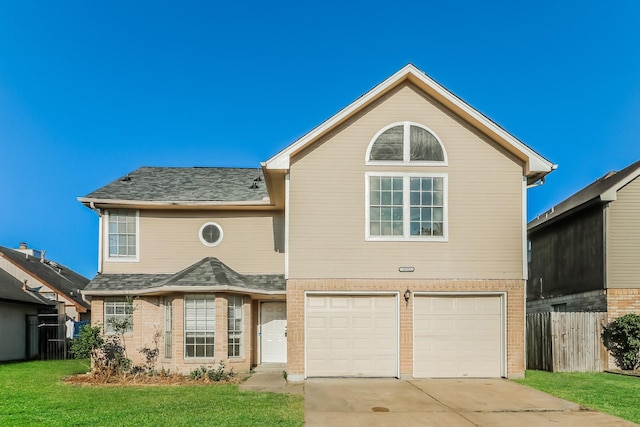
[
  {"left": 602, "top": 313, "right": 640, "bottom": 370},
  {"left": 70, "top": 324, "right": 103, "bottom": 359}
]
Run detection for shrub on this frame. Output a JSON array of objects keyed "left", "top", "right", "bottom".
[
  {"left": 70, "top": 324, "right": 103, "bottom": 359},
  {"left": 137, "top": 329, "right": 161, "bottom": 375},
  {"left": 189, "top": 366, "right": 209, "bottom": 380},
  {"left": 602, "top": 313, "right": 640, "bottom": 371},
  {"left": 207, "top": 360, "right": 235, "bottom": 382},
  {"left": 189, "top": 361, "right": 235, "bottom": 382}
]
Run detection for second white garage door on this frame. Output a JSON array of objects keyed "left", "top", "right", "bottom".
[
  {"left": 414, "top": 294, "right": 503, "bottom": 378},
  {"left": 306, "top": 294, "right": 398, "bottom": 377}
]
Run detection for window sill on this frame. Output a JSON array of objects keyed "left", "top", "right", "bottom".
[
  {"left": 105, "top": 257, "right": 139, "bottom": 263},
  {"left": 366, "top": 236, "right": 448, "bottom": 242},
  {"left": 184, "top": 358, "right": 217, "bottom": 363}
]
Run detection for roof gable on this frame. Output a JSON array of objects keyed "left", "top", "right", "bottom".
[
  {"left": 265, "top": 64, "right": 554, "bottom": 184},
  {"left": 529, "top": 160, "right": 640, "bottom": 229}
]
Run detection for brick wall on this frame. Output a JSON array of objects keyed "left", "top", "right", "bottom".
[
  {"left": 607, "top": 288, "right": 640, "bottom": 321},
  {"left": 286, "top": 279, "right": 525, "bottom": 379},
  {"left": 606, "top": 288, "right": 640, "bottom": 370},
  {"left": 90, "top": 294, "right": 254, "bottom": 375}
]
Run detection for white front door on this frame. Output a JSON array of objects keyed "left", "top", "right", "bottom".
[{"left": 261, "top": 302, "right": 287, "bottom": 363}]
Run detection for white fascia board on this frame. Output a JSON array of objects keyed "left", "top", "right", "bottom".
[{"left": 265, "top": 64, "right": 555, "bottom": 177}]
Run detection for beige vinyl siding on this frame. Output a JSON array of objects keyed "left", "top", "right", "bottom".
[
  {"left": 607, "top": 177, "right": 640, "bottom": 289},
  {"left": 288, "top": 82, "right": 525, "bottom": 280},
  {"left": 102, "top": 210, "right": 284, "bottom": 274}
]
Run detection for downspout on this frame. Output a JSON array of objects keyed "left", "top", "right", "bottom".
[{"left": 89, "top": 202, "right": 104, "bottom": 274}]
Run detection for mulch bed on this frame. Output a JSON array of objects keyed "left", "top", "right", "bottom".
[{"left": 64, "top": 373, "right": 242, "bottom": 387}]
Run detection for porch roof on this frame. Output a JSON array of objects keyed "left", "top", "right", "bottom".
[{"left": 83, "top": 257, "right": 286, "bottom": 296}]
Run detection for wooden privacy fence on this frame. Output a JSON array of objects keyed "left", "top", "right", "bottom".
[{"left": 526, "top": 312, "right": 609, "bottom": 372}]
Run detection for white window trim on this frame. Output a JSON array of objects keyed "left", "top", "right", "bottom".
[
  {"left": 198, "top": 222, "right": 224, "bottom": 247},
  {"left": 104, "top": 298, "right": 133, "bottom": 335},
  {"left": 365, "top": 172, "right": 448, "bottom": 242},
  {"left": 104, "top": 209, "right": 140, "bottom": 262},
  {"left": 365, "top": 121, "right": 448, "bottom": 166}
]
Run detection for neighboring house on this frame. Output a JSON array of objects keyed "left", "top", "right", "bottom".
[
  {"left": 528, "top": 160, "right": 640, "bottom": 322},
  {"left": 0, "top": 268, "right": 56, "bottom": 361},
  {"left": 0, "top": 245, "right": 91, "bottom": 321},
  {"left": 79, "top": 64, "right": 554, "bottom": 380}
]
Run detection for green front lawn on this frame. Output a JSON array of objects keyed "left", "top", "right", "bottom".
[
  {"left": 515, "top": 370, "right": 640, "bottom": 424},
  {"left": 0, "top": 360, "right": 303, "bottom": 426}
]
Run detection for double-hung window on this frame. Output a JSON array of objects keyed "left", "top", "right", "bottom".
[
  {"left": 107, "top": 210, "right": 139, "bottom": 260},
  {"left": 227, "top": 296, "right": 243, "bottom": 357},
  {"left": 104, "top": 298, "right": 133, "bottom": 334},
  {"left": 184, "top": 295, "right": 215, "bottom": 358},
  {"left": 367, "top": 173, "right": 447, "bottom": 240}
]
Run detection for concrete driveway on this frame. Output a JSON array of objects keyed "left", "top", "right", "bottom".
[{"left": 305, "top": 378, "right": 637, "bottom": 426}]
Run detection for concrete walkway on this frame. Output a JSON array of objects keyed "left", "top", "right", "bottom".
[
  {"left": 305, "top": 378, "right": 638, "bottom": 426},
  {"left": 238, "top": 363, "right": 303, "bottom": 395}
]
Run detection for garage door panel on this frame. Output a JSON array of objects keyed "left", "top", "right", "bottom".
[
  {"left": 306, "top": 295, "right": 398, "bottom": 377},
  {"left": 414, "top": 295, "right": 502, "bottom": 378}
]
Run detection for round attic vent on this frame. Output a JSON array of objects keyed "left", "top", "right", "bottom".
[{"left": 199, "top": 222, "right": 223, "bottom": 247}]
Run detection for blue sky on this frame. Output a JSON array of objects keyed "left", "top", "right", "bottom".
[{"left": 1, "top": 1, "right": 639, "bottom": 278}]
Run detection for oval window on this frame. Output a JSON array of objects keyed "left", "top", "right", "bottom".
[{"left": 199, "top": 222, "right": 223, "bottom": 247}]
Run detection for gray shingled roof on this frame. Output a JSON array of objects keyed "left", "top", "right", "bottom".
[
  {"left": 0, "top": 268, "right": 55, "bottom": 306},
  {"left": 0, "top": 246, "right": 90, "bottom": 310},
  {"left": 529, "top": 160, "right": 640, "bottom": 230},
  {"left": 84, "top": 257, "right": 285, "bottom": 295},
  {"left": 82, "top": 167, "right": 269, "bottom": 202},
  {"left": 83, "top": 274, "right": 168, "bottom": 292}
]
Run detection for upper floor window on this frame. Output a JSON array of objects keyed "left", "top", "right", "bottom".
[
  {"left": 366, "top": 173, "right": 448, "bottom": 241},
  {"left": 199, "top": 222, "right": 224, "bottom": 247},
  {"left": 366, "top": 121, "right": 447, "bottom": 165},
  {"left": 107, "top": 210, "right": 139, "bottom": 261}
]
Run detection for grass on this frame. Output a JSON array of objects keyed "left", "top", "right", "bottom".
[
  {"left": 0, "top": 359, "right": 303, "bottom": 426},
  {"left": 514, "top": 370, "right": 640, "bottom": 424}
]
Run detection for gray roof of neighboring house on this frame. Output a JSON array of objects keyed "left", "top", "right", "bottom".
[
  {"left": 529, "top": 160, "right": 640, "bottom": 230},
  {"left": 0, "top": 268, "right": 55, "bottom": 306},
  {"left": 84, "top": 257, "right": 285, "bottom": 295},
  {"left": 0, "top": 246, "right": 90, "bottom": 310},
  {"left": 81, "top": 167, "right": 268, "bottom": 202}
]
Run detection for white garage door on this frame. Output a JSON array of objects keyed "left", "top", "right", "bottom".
[
  {"left": 306, "top": 294, "right": 398, "bottom": 377},
  {"left": 414, "top": 295, "right": 502, "bottom": 378}
]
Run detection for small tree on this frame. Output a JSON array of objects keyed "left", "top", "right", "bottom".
[{"left": 602, "top": 313, "right": 640, "bottom": 371}]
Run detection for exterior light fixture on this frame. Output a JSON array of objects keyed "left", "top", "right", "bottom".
[
  {"left": 404, "top": 288, "right": 411, "bottom": 303},
  {"left": 398, "top": 266, "right": 415, "bottom": 272}
]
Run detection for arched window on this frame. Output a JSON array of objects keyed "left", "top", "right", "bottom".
[{"left": 367, "top": 122, "right": 446, "bottom": 165}]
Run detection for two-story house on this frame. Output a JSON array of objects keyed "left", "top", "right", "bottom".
[
  {"left": 80, "top": 64, "right": 554, "bottom": 380},
  {"left": 527, "top": 160, "right": 640, "bottom": 321}
]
